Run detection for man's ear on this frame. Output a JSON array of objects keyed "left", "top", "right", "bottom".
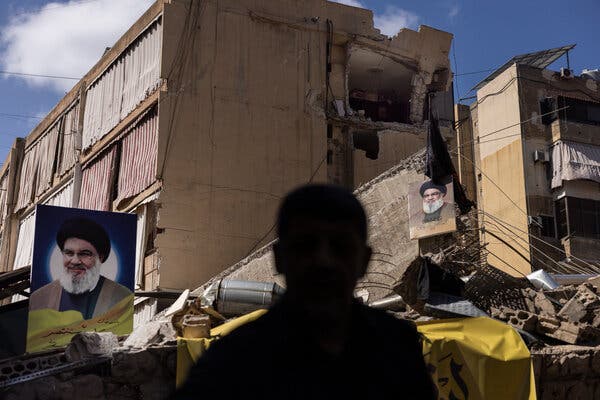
[
  {"left": 273, "top": 241, "right": 285, "bottom": 275},
  {"left": 357, "top": 245, "right": 372, "bottom": 278}
]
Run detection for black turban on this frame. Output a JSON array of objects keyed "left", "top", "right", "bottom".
[
  {"left": 56, "top": 217, "right": 111, "bottom": 263},
  {"left": 419, "top": 181, "right": 447, "bottom": 197}
]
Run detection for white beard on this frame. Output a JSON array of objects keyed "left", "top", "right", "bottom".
[
  {"left": 423, "top": 199, "right": 444, "bottom": 214},
  {"left": 59, "top": 263, "right": 101, "bottom": 294}
]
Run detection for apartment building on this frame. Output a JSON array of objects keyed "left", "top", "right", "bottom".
[
  {"left": 0, "top": 0, "right": 453, "bottom": 309},
  {"left": 461, "top": 46, "right": 600, "bottom": 276}
]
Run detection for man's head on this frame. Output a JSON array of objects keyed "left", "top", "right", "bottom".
[
  {"left": 419, "top": 181, "right": 447, "bottom": 214},
  {"left": 274, "top": 184, "right": 371, "bottom": 319},
  {"left": 56, "top": 218, "right": 111, "bottom": 294}
]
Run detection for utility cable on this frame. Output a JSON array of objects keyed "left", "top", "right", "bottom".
[
  {"left": 449, "top": 149, "right": 532, "bottom": 223},
  {"left": 0, "top": 112, "right": 44, "bottom": 120},
  {"left": 480, "top": 209, "right": 600, "bottom": 272},
  {"left": 0, "top": 70, "right": 80, "bottom": 81},
  {"left": 480, "top": 211, "right": 592, "bottom": 274}
]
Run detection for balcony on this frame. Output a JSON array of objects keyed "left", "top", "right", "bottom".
[{"left": 551, "top": 119, "right": 600, "bottom": 147}]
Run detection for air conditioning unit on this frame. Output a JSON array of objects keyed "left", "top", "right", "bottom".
[
  {"left": 560, "top": 68, "right": 573, "bottom": 79},
  {"left": 533, "top": 150, "right": 549, "bottom": 163}
]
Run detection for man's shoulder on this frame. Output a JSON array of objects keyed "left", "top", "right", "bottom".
[
  {"left": 29, "top": 280, "right": 62, "bottom": 311},
  {"left": 100, "top": 277, "right": 132, "bottom": 297},
  {"left": 33, "top": 280, "right": 62, "bottom": 294}
]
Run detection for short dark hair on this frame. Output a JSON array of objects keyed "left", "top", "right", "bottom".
[
  {"left": 276, "top": 184, "right": 367, "bottom": 241},
  {"left": 419, "top": 180, "right": 447, "bottom": 197},
  {"left": 56, "top": 217, "right": 111, "bottom": 263}
]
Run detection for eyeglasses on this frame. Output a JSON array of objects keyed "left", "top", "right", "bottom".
[{"left": 61, "top": 250, "right": 96, "bottom": 262}]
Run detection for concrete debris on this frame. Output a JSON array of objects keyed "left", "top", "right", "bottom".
[
  {"left": 491, "top": 306, "right": 600, "bottom": 345},
  {"left": 122, "top": 320, "right": 177, "bottom": 349},
  {"left": 182, "top": 314, "right": 211, "bottom": 339},
  {"left": 65, "top": 332, "right": 118, "bottom": 362},
  {"left": 164, "top": 289, "right": 190, "bottom": 317},
  {"left": 557, "top": 284, "right": 600, "bottom": 324}
]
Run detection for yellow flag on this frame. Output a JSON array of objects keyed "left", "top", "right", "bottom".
[{"left": 417, "top": 317, "right": 536, "bottom": 400}]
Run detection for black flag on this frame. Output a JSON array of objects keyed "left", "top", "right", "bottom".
[{"left": 425, "top": 118, "right": 474, "bottom": 214}]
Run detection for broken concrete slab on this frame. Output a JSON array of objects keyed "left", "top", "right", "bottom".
[
  {"left": 65, "top": 332, "right": 118, "bottom": 362},
  {"left": 493, "top": 306, "right": 600, "bottom": 345},
  {"left": 122, "top": 320, "right": 176, "bottom": 349},
  {"left": 557, "top": 284, "right": 600, "bottom": 324}
]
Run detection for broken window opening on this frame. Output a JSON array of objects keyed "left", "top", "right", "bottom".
[
  {"left": 352, "top": 131, "right": 379, "bottom": 160},
  {"left": 347, "top": 47, "right": 415, "bottom": 124}
]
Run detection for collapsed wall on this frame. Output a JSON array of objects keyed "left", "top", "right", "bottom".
[{"left": 194, "top": 149, "right": 428, "bottom": 301}]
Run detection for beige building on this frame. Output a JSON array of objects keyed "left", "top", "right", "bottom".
[
  {"left": 0, "top": 0, "right": 453, "bottom": 313},
  {"left": 461, "top": 46, "right": 600, "bottom": 276}
]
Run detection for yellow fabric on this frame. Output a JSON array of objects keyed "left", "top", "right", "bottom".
[
  {"left": 176, "top": 312, "right": 535, "bottom": 400},
  {"left": 417, "top": 317, "right": 536, "bottom": 400},
  {"left": 26, "top": 294, "right": 134, "bottom": 353},
  {"left": 176, "top": 309, "right": 267, "bottom": 387}
]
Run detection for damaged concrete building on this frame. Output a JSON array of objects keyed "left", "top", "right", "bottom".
[
  {"left": 0, "top": 0, "right": 453, "bottom": 328},
  {"left": 457, "top": 45, "right": 600, "bottom": 277}
]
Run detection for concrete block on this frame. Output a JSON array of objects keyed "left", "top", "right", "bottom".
[
  {"left": 65, "top": 332, "right": 118, "bottom": 362},
  {"left": 491, "top": 306, "right": 538, "bottom": 332},
  {"left": 548, "top": 321, "right": 600, "bottom": 345},
  {"left": 122, "top": 320, "right": 176, "bottom": 349},
  {"left": 534, "top": 292, "right": 557, "bottom": 316},
  {"left": 557, "top": 284, "right": 600, "bottom": 324}
]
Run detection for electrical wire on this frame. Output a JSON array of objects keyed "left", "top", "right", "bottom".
[
  {"left": 449, "top": 149, "right": 532, "bottom": 221},
  {"left": 0, "top": 112, "right": 44, "bottom": 120},
  {"left": 478, "top": 211, "right": 590, "bottom": 274},
  {"left": 454, "top": 68, "right": 496, "bottom": 77},
  {"left": 480, "top": 209, "right": 600, "bottom": 272},
  {"left": 0, "top": 70, "right": 80, "bottom": 81}
]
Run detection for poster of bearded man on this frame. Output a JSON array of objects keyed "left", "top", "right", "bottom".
[
  {"left": 27, "top": 205, "right": 136, "bottom": 353},
  {"left": 408, "top": 178, "right": 456, "bottom": 240}
]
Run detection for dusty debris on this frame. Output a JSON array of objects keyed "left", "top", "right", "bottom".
[
  {"left": 122, "top": 320, "right": 177, "bottom": 349},
  {"left": 181, "top": 314, "right": 211, "bottom": 339},
  {"left": 557, "top": 284, "right": 600, "bottom": 324},
  {"left": 492, "top": 306, "right": 600, "bottom": 345},
  {"left": 65, "top": 332, "right": 118, "bottom": 362}
]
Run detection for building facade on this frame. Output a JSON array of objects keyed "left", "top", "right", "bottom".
[
  {"left": 0, "top": 0, "right": 453, "bottom": 309},
  {"left": 463, "top": 51, "right": 600, "bottom": 276}
]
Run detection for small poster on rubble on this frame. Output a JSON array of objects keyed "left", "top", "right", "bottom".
[
  {"left": 408, "top": 178, "right": 456, "bottom": 239},
  {"left": 26, "top": 205, "right": 136, "bottom": 353}
]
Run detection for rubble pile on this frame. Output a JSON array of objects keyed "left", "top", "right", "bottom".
[{"left": 389, "top": 252, "right": 600, "bottom": 347}]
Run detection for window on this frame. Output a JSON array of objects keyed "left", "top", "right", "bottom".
[
  {"left": 555, "top": 197, "right": 600, "bottom": 240},
  {"left": 555, "top": 197, "right": 568, "bottom": 238},
  {"left": 557, "top": 96, "right": 600, "bottom": 125},
  {"left": 540, "top": 215, "right": 556, "bottom": 238},
  {"left": 347, "top": 47, "right": 414, "bottom": 123}
]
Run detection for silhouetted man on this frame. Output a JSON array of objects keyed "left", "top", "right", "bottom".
[{"left": 175, "top": 184, "right": 436, "bottom": 399}]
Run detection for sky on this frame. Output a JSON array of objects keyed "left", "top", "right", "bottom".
[{"left": 0, "top": 0, "right": 599, "bottom": 163}]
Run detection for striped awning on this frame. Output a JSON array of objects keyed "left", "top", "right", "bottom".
[
  {"left": 116, "top": 107, "right": 158, "bottom": 204},
  {"left": 551, "top": 140, "right": 600, "bottom": 189},
  {"left": 79, "top": 147, "right": 117, "bottom": 211}
]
